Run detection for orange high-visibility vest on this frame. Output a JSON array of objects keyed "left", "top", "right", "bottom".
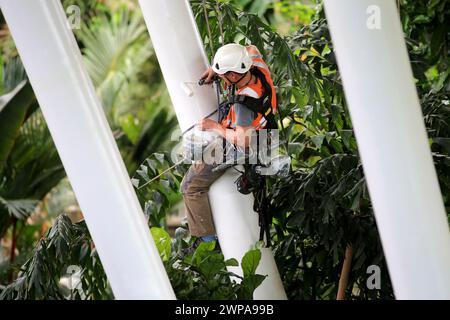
[{"left": 220, "top": 45, "right": 277, "bottom": 130}]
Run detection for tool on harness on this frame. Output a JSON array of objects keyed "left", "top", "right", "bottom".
[
  {"left": 234, "top": 164, "right": 264, "bottom": 195},
  {"left": 180, "top": 78, "right": 225, "bottom": 138},
  {"left": 254, "top": 179, "right": 272, "bottom": 247}
]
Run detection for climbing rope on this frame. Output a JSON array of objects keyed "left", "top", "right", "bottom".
[{"left": 136, "top": 158, "right": 186, "bottom": 190}]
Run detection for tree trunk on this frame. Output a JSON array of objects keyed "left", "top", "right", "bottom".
[
  {"left": 8, "top": 217, "right": 18, "bottom": 283},
  {"left": 336, "top": 244, "right": 353, "bottom": 300}
]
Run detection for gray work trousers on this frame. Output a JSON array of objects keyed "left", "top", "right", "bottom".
[{"left": 180, "top": 162, "right": 226, "bottom": 237}]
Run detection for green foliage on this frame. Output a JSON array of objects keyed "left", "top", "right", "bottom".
[
  {"left": 77, "top": 9, "right": 152, "bottom": 123},
  {"left": 191, "top": 0, "right": 449, "bottom": 300},
  {"left": 0, "top": 214, "right": 112, "bottom": 300},
  {"left": 75, "top": 8, "right": 178, "bottom": 171},
  {"left": 151, "top": 227, "right": 172, "bottom": 261},
  {"left": 61, "top": 0, "right": 109, "bottom": 22},
  {"left": 401, "top": 0, "right": 450, "bottom": 214},
  {"left": 0, "top": 108, "right": 65, "bottom": 246},
  {"left": 0, "top": 81, "right": 35, "bottom": 165},
  {"left": 125, "top": 92, "right": 179, "bottom": 171},
  {"left": 151, "top": 227, "right": 267, "bottom": 300},
  {"left": 132, "top": 153, "right": 188, "bottom": 228},
  {"left": 0, "top": 110, "right": 65, "bottom": 205},
  {"left": 0, "top": 58, "right": 36, "bottom": 166},
  {"left": 0, "top": 55, "right": 65, "bottom": 282},
  {"left": 132, "top": 152, "right": 267, "bottom": 299},
  {"left": 231, "top": 0, "right": 317, "bottom": 35},
  {"left": 0, "top": 2, "right": 178, "bottom": 292},
  {"left": 1, "top": 0, "right": 447, "bottom": 301},
  {"left": 400, "top": 0, "right": 449, "bottom": 93},
  {"left": 0, "top": 217, "right": 265, "bottom": 300}
]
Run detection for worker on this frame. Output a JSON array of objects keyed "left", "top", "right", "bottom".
[{"left": 180, "top": 43, "right": 277, "bottom": 253}]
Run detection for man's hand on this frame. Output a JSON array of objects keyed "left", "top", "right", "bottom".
[
  {"left": 198, "top": 118, "right": 219, "bottom": 131},
  {"left": 199, "top": 67, "right": 217, "bottom": 85}
]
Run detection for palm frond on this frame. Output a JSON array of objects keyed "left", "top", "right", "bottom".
[
  {"left": 0, "top": 196, "right": 39, "bottom": 220},
  {"left": 77, "top": 10, "right": 153, "bottom": 123},
  {"left": 1, "top": 56, "right": 27, "bottom": 94},
  {"left": 1, "top": 110, "right": 65, "bottom": 201}
]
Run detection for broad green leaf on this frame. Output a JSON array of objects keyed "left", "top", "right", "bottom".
[
  {"left": 118, "top": 113, "right": 140, "bottom": 144},
  {"left": 150, "top": 227, "right": 171, "bottom": 261},
  {"left": 225, "top": 258, "right": 239, "bottom": 267},
  {"left": 0, "top": 81, "right": 36, "bottom": 165},
  {"left": 238, "top": 274, "right": 267, "bottom": 300},
  {"left": 288, "top": 142, "right": 305, "bottom": 156},
  {"left": 197, "top": 253, "right": 225, "bottom": 280},
  {"left": 340, "top": 130, "right": 353, "bottom": 149},
  {"left": 241, "top": 249, "right": 261, "bottom": 277},
  {"left": 311, "top": 134, "right": 325, "bottom": 149},
  {"left": 191, "top": 241, "right": 216, "bottom": 265},
  {"left": 413, "top": 15, "right": 430, "bottom": 24},
  {"left": 194, "top": 240, "right": 216, "bottom": 254}
]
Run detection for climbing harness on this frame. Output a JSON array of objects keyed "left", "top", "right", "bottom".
[
  {"left": 198, "top": 1, "right": 292, "bottom": 245},
  {"left": 209, "top": 58, "right": 289, "bottom": 247}
]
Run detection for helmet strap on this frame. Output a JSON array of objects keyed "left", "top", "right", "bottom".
[
  {"left": 224, "top": 71, "right": 247, "bottom": 86},
  {"left": 240, "top": 72, "right": 254, "bottom": 88}
]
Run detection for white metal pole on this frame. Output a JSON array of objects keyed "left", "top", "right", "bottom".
[
  {"left": 138, "top": 0, "right": 287, "bottom": 299},
  {"left": 323, "top": 0, "right": 450, "bottom": 299},
  {"left": 0, "top": 0, "right": 175, "bottom": 300}
]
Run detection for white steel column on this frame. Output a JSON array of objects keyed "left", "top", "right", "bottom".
[
  {"left": 0, "top": 0, "right": 175, "bottom": 299},
  {"left": 138, "top": 0, "right": 287, "bottom": 299},
  {"left": 324, "top": 0, "right": 450, "bottom": 299}
]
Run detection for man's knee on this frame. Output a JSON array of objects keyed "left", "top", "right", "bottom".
[
  {"left": 181, "top": 170, "right": 201, "bottom": 195},
  {"left": 181, "top": 176, "right": 209, "bottom": 195},
  {"left": 181, "top": 163, "right": 222, "bottom": 195},
  {"left": 180, "top": 175, "right": 190, "bottom": 194}
]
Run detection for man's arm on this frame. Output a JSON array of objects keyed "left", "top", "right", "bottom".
[
  {"left": 198, "top": 118, "right": 253, "bottom": 149},
  {"left": 199, "top": 67, "right": 217, "bottom": 85}
]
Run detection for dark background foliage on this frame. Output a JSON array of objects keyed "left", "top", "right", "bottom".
[
  {"left": 0, "top": 0, "right": 448, "bottom": 300},
  {"left": 192, "top": 0, "right": 449, "bottom": 299}
]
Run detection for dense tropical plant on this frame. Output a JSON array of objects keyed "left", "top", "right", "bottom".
[
  {"left": 232, "top": 0, "right": 316, "bottom": 35},
  {"left": 1, "top": 0, "right": 448, "bottom": 300},
  {"left": 154, "top": 226, "right": 266, "bottom": 300},
  {"left": 0, "top": 2, "right": 178, "bottom": 288},
  {"left": 75, "top": 8, "right": 178, "bottom": 171},
  {"left": 0, "top": 213, "right": 266, "bottom": 300},
  {"left": 0, "top": 58, "right": 66, "bottom": 286},
  {"left": 131, "top": 152, "right": 187, "bottom": 228},
  {"left": 0, "top": 214, "right": 111, "bottom": 300},
  {"left": 191, "top": 0, "right": 448, "bottom": 299}
]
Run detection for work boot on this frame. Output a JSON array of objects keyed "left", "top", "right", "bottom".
[
  {"left": 179, "top": 236, "right": 222, "bottom": 258},
  {"left": 179, "top": 237, "right": 204, "bottom": 257}
]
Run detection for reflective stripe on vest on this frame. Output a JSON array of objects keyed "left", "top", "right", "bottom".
[
  {"left": 220, "top": 46, "right": 276, "bottom": 130},
  {"left": 246, "top": 45, "right": 277, "bottom": 113},
  {"left": 220, "top": 78, "right": 268, "bottom": 129}
]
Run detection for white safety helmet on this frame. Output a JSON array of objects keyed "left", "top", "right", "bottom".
[{"left": 212, "top": 43, "right": 253, "bottom": 75}]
